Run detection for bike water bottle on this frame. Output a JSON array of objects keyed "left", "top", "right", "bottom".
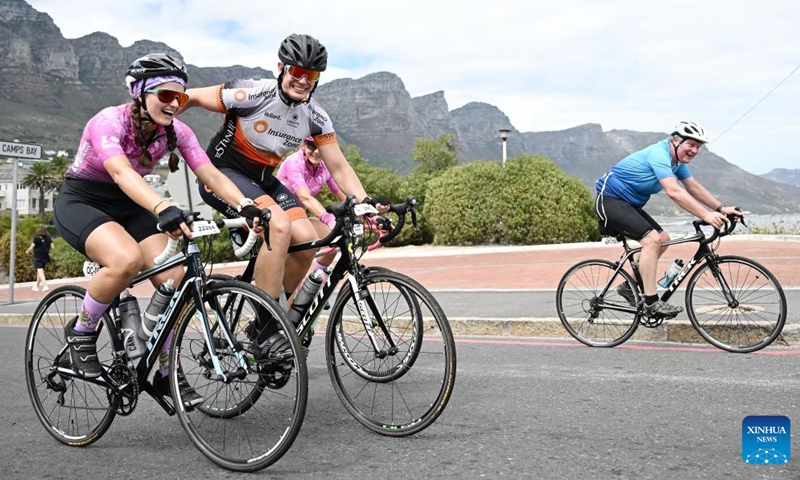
[
  {"left": 658, "top": 259, "right": 684, "bottom": 288},
  {"left": 118, "top": 290, "right": 146, "bottom": 359},
  {"left": 139, "top": 278, "right": 175, "bottom": 341},
  {"left": 287, "top": 270, "right": 324, "bottom": 326}
]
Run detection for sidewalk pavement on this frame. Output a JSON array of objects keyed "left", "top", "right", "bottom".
[{"left": 2, "top": 235, "right": 799, "bottom": 347}]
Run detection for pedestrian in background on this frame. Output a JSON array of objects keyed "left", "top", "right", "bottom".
[{"left": 26, "top": 226, "right": 54, "bottom": 292}]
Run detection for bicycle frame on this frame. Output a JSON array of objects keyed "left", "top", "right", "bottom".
[
  {"left": 227, "top": 197, "right": 416, "bottom": 354},
  {"left": 605, "top": 220, "right": 739, "bottom": 315},
  {"left": 58, "top": 222, "right": 250, "bottom": 416}
]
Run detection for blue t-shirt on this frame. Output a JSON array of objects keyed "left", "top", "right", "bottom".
[{"left": 595, "top": 139, "right": 692, "bottom": 208}]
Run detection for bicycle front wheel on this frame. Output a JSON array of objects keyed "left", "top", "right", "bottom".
[
  {"left": 326, "top": 269, "right": 456, "bottom": 437},
  {"left": 686, "top": 255, "right": 787, "bottom": 353},
  {"left": 556, "top": 259, "right": 641, "bottom": 347},
  {"left": 170, "top": 280, "right": 308, "bottom": 472},
  {"left": 25, "top": 285, "right": 116, "bottom": 446}
]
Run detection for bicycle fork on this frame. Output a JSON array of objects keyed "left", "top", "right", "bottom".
[
  {"left": 704, "top": 255, "right": 739, "bottom": 308},
  {"left": 347, "top": 275, "right": 399, "bottom": 358}
]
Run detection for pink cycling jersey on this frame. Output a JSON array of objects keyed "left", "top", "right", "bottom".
[
  {"left": 276, "top": 150, "right": 341, "bottom": 197},
  {"left": 65, "top": 104, "right": 211, "bottom": 183}
]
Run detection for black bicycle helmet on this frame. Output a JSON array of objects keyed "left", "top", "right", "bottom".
[
  {"left": 126, "top": 53, "right": 188, "bottom": 83},
  {"left": 278, "top": 34, "right": 328, "bottom": 71}
]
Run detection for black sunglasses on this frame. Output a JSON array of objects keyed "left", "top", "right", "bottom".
[{"left": 305, "top": 141, "right": 318, "bottom": 152}]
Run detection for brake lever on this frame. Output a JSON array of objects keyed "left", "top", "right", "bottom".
[
  {"left": 410, "top": 206, "right": 419, "bottom": 231},
  {"left": 733, "top": 207, "right": 746, "bottom": 228}
]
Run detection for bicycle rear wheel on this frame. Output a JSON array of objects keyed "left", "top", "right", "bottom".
[
  {"left": 686, "top": 255, "right": 787, "bottom": 353},
  {"left": 326, "top": 269, "right": 456, "bottom": 436},
  {"left": 556, "top": 259, "right": 641, "bottom": 347},
  {"left": 25, "top": 285, "right": 116, "bottom": 446},
  {"left": 170, "top": 280, "right": 307, "bottom": 472}
]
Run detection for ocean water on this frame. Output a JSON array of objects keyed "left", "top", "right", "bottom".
[{"left": 653, "top": 212, "right": 800, "bottom": 236}]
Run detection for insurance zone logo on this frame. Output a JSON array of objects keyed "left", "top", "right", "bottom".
[{"left": 742, "top": 415, "right": 790, "bottom": 464}]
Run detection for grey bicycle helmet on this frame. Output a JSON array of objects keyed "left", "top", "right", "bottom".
[
  {"left": 671, "top": 120, "right": 709, "bottom": 143},
  {"left": 278, "top": 33, "right": 328, "bottom": 71}
]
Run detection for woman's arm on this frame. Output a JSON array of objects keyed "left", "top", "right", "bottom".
[
  {"left": 183, "top": 85, "right": 225, "bottom": 113},
  {"left": 294, "top": 186, "right": 329, "bottom": 219},
  {"left": 104, "top": 155, "right": 165, "bottom": 213},
  {"left": 192, "top": 163, "right": 250, "bottom": 208},
  {"left": 318, "top": 142, "right": 368, "bottom": 201}
]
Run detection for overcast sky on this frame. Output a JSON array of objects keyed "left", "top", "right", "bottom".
[{"left": 26, "top": 0, "right": 800, "bottom": 175}]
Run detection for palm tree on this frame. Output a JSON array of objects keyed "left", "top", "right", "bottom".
[{"left": 21, "top": 161, "right": 60, "bottom": 218}]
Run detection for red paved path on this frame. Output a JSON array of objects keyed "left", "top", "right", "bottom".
[
  {"left": 363, "top": 238, "right": 800, "bottom": 290},
  {"left": 2, "top": 238, "right": 798, "bottom": 303}
]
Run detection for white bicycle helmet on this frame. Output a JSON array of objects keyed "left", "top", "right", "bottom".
[{"left": 671, "top": 121, "right": 709, "bottom": 143}]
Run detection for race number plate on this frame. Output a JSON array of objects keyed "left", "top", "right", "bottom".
[
  {"left": 354, "top": 203, "right": 379, "bottom": 216},
  {"left": 82, "top": 260, "right": 101, "bottom": 277},
  {"left": 191, "top": 220, "right": 220, "bottom": 238}
]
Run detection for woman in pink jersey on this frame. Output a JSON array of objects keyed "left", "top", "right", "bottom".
[
  {"left": 276, "top": 136, "right": 347, "bottom": 273},
  {"left": 53, "top": 53, "right": 263, "bottom": 408}
]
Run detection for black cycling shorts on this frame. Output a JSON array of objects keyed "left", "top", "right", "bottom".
[
  {"left": 197, "top": 167, "right": 306, "bottom": 221},
  {"left": 594, "top": 194, "right": 662, "bottom": 241},
  {"left": 54, "top": 178, "right": 161, "bottom": 256}
]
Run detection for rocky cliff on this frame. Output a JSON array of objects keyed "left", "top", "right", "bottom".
[
  {"left": 1, "top": 0, "right": 798, "bottom": 214},
  {"left": 761, "top": 168, "right": 800, "bottom": 188}
]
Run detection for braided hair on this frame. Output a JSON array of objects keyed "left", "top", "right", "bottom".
[{"left": 129, "top": 100, "right": 180, "bottom": 173}]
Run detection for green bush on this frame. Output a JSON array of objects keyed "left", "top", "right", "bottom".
[
  {"left": 425, "top": 161, "right": 505, "bottom": 245},
  {"left": 425, "top": 155, "right": 600, "bottom": 245},
  {"left": 498, "top": 155, "right": 599, "bottom": 244},
  {"left": 50, "top": 237, "right": 88, "bottom": 279}
]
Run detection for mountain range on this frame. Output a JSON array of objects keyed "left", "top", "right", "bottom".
[{"left": 1, "top": 0, "right": 799, "bottom": 214}]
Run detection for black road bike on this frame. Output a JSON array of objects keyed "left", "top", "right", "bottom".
[
  {"left": 211, "top": 196, "right": 457, "bottom": 436},
  {"left": 556, "top": 214, "right": 787, "bottom": 353},
  {"left": 25, "top": 214, "right": 308, "bottom": 472}
]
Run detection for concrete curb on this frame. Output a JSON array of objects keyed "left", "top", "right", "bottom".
[{"left": 5, "top": 313, "right": 797, "bottom": 348}]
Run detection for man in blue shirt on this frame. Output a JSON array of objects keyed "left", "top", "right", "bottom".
[{"left": 594, "top": 121, "right": 743, "bottom": 317}]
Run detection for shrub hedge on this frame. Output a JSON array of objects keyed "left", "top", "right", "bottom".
[{"left": 425, "top": 155, "right": 600, "bottom": 245}]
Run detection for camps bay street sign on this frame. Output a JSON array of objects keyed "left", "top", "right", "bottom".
[{"left": 1, "top": 140, "right": 42, "bottom": 160}]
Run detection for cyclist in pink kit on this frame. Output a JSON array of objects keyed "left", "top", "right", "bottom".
[
  {"left": 276, "top": 136, "right": 346, "bottom": 273},
  {"left": 53, "top": 53, "right": 263, "bottom": 408}
]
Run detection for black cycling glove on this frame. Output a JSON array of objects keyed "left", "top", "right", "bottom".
[
  {"left": 363, "top": 196, "right": 390, "bottom": 207},
  {"left": 157, "top": 206, "right": 185, "bottom": 233},
  {"left": 240, "top": 205, "right": 268, "bottom": 227}
]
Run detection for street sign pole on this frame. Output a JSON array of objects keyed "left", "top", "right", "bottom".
[
  {"left": 9, "top": 158, "right": 18, "bottom": 303},
  {"left": 2, "top": 140, "right": 43, "bottom": 304}
]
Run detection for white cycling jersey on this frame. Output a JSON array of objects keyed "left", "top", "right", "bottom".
[{"left": 206, "top": 78, "right": 336, "bottom": 179}]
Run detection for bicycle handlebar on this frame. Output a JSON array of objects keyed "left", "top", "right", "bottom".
[
  {"left": 378, "top": 196, "right": 419, "bottom": 244},
  {"left": 693, "top": 208, "right": 745, "bottom": 245},
  {"left": 312, "top": 195, "right": 420, "bottom": 253},
  {"left": 153, "top": 209, "right": 271, "bottom": 265}
]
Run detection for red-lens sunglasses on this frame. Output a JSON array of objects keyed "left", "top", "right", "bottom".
[
  {"left": 285, "top": 65, "right": 321, "bottom": 83},
  {"left": 146, "top": 89, "right": 189, "bottom": 108}
]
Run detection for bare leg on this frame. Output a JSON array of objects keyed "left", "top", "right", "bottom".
[
  {"left": 253, "top": 204, "right": 292, "bottom": 299},
  {"left": 83, "top": 223, "right": 146, "bottom": 303},
  {"left": 36, "top": 268, "right": 47, "bottom": 289},
  {"left": 638, "top": 230, "right": 665, "bottom": 297},
  {"left": 284, "top": 218, "right": 317, "bottom": 295}
]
